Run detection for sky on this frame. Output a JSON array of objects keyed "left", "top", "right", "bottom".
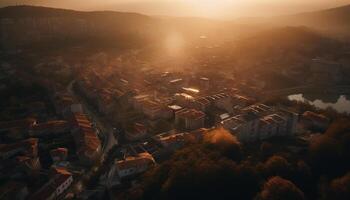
[{"left": 2, "top": 0, "right": 350, "bottom": 18}]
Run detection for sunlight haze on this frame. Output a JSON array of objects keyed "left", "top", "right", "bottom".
[{"left": 2, "top": 0, "right": 350, "bottom": 18}]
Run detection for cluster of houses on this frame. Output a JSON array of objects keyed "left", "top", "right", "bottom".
[
  {"left": 0, "top": 89, "right": 102, "bottom": 199},
  {"left": 73, "top": 67, "right": 303, "bottom": 183},
  {"left": 110, "top": 128, "right": 211, "bottom": 181}
]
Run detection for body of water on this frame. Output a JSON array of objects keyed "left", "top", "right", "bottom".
[{"left": 288, "top": 94, "right": 350, "bottom": 114}]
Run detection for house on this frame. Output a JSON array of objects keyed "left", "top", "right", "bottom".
[
  {"left": 115, "top": 153, "right": 155, "bottom": 178},
  {"left": 29, "top": 169, "right": 73, "bottom": 200},
  {"left": 175, "top": 108, "right": 205, "bottom": 131}
]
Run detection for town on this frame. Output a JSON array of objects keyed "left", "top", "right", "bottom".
[
  {"left": 0, "top": 55, "right": 336, "bottom": 199},
  {"left": 1, "top": 3, "right": 350, "bottom": 200}
]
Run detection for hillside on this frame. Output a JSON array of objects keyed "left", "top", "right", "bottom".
[
  {"left": 232, "top": 26, "right": 344, "bottom": 68},
  {"left": 0, "top": 6, "right": 156, "bottom": 50},
  {"left": 237, "top": 4, "right": 350, "bottom": 38},
  {"left": 0, "top": 5, "right": 265, "bottom": 52},
  {"left": 278, "top": 5, "right": 350, "bottom": 35}
]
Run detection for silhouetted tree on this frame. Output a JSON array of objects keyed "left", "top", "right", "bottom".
[{"left": 256, "top": 176, "right": 305, "bottom": 200}]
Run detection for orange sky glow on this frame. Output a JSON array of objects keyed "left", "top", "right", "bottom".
[{"left": 2, "top": 0, "right": 350, "bottom": 18}]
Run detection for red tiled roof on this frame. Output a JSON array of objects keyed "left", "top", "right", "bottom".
[{"left": 117, "top": 153, "right": 155, "bottom": 171}]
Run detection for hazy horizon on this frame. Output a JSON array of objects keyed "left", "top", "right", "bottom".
[{"left": 2, "top": 0, "right": 350, "bottom": 19}]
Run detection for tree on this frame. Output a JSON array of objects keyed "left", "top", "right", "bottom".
[
  {"left": 264, "top": 155, "right": 292, "bottom": 179},
  {"left": 141, "top": 143, "right": 259, "bottom": 200},
  {"left": 256, "top": 176, "right": 305, "bottom": 200},
  {"left": 309, "top": 119, "right": 350, "bottom": 177},
  {"left": 324, "top": 172, "right": 350, "bottom": 200}
]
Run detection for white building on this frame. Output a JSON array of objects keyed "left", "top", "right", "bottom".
[{"left": 221, "top": 104, "right": 298, "bottom": 143}]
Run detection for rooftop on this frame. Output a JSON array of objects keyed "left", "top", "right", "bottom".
[
  {"left": 116, "top": 152, "right": 155, "bottom": 171},
  {"left": 176, "top": 108, "right": 205, "bottom": 120}
]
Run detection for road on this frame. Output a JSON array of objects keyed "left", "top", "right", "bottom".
[{"left": 66, "top": 80, "right": 119, "bottom": 198}]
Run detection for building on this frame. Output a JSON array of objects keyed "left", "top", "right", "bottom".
[
  {"left": 0, "top": 138, "right": 38, "bottom": 160},
  {"left": 199, "top": 77, "right": 210, "bottom": 90},
  {"left": 53, "top": 93, "right": 75, "bottom": 117},
  {"left": 154, "top": 132, "right": 188, "bottom": 150},
  {"left": 175, "top": 108, "right": 205, "bottom": 131},
  {"left": 242, "top": 103, "right": 273, "bottom": 117},
  {"left": 192, "top": 93, "right": 232, "bottom": 113},
  {"left": 221, "top": 104, "right": 298, "bottom": 143},
  {"left": 0, "top": 118, "right": 37, "bottom": 133},
  {"left": 208, "top": 93, "right": 232, "bottom": 113},
  {"left": 71, "top": 113, "right": 101, "bottom": 165},
  {"left": 29, "top": 169, "right": 73, "bottom": 200},
  {"left": 259, "top": 114, "right": 288, "bottom": 140},
  {"left": 168, "top": 105, "right": 184, "bottom": 118},
  {"left": 231, "top": 94, "right": 254, "bottom": 109},
  {"left": 221, "top": 113, "right": 260, "bottom": 142},
  {"left": 135, "top": 99, "right": 172, "bottom": 120},
  {"left": 192, "top": 97, "right": 211, "bottom": 112},
  {"left": 169, "top": 78, "right": 184, "bottom": 90},
  {"left": 301, "top": 111, "right": 330, "bottom": 130},
  {"left": 50, "top": 148, "right": 68, "bottom": 163},
  {"left": 115, "top": 153, "right": 155, "bottom": 178},
  {"left": 125, "top": 123, "right": 148, "bottom": 141},
  {"left": 174, "top": 93, "right": 195, "bottom": 107},
  {"left": 29, "top": 120, "right": 70, "bottom": 137},
  {"left": 70, "top": 104, "right": 84, "bottom": 113}
]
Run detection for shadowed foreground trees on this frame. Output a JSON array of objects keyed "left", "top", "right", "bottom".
[
  {"left": 141, "top": 144, "right": 260, "bottom": 200},
  {"left": 256, "top": 176, "right": 305, "bottom": 200},
  {"left": 121, "top": 121, "right": 350, "bottom": 200}
]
